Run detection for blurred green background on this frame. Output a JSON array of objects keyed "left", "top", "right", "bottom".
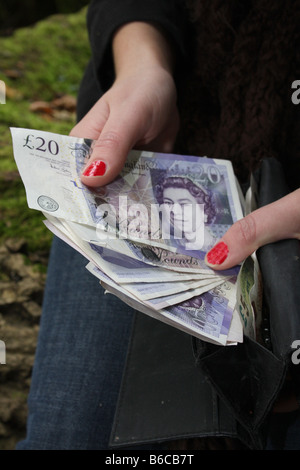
[
  {"left": 0, "top": 1, "right": 89, "bottom": 34},
  {"left": 0, "top": 1, "right": 90, "bottom": 258},
  {"left": 0, "top": 2, "right": 92, "bottom": 449}
]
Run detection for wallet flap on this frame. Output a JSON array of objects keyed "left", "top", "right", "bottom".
[{"left": 109, "top": 313, "right": 240, "bottom": 448}]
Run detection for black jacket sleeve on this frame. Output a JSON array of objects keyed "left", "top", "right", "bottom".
[{"left": 86, "top": 0, "right": 190, "bottom": 91}]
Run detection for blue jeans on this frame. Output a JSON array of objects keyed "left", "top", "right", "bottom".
[{"left": 17, "top": 236, "right": 136, "bottom": 449}]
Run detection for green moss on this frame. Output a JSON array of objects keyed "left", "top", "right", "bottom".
[
  {"left": 0, "top": 8, "right": 90, "bottom": 100},
  {"left": 0, "top": 7, "right": 90, "bottom": 254}
]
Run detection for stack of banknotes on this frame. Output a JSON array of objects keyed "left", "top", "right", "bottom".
[{"left": 11, "top": 128, "right": 262, "bottom": 346}]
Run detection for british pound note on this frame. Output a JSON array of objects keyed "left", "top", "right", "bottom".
[
  {"left": 11, "top": 127, "right": 245, "bottom": 345},
  {"left": 11, "top": 128, "right": 243, "bottom": 262}
]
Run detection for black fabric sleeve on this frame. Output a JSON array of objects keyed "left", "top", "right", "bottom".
[{"left": 86, "top": 0, "right": 190, "bottom": 92}]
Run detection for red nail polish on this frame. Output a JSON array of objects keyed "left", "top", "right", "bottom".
[
  {"left": 206, "top": 241, "right": 229, "bottom": 265},
  {"left": 83, "top": 160, "right": 106, "bottom": 177}
]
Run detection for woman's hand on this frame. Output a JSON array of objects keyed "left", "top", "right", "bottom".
[
  {"left": 70, "top": 22, "right": 179, "bottom": 187},
  {"left": 205, "top": 188, "right": 300, "bottom": 269}
]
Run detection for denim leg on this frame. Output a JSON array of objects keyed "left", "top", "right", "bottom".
[{"left": 16, "top": 236, "right": 134, "bottom": 449}]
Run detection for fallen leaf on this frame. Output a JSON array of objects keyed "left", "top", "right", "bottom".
[
  {"left": 51, "top": 94, "right": 77, "bottom": 111},
  {"left": 5, "top": 86, "right": 23, "bottom": 100},
  {"left": 29, "top": 101, "right": 53, "bottom": 114}
]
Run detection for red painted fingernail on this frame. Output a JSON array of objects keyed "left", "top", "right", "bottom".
[
  {"left": 206, "top": 241, "right": 229, "bottom": 265},
  {"left": 83, "top": 160, "right": 106, "bottom": 177}
]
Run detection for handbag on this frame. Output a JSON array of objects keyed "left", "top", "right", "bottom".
[{"left": 109, "top": 157, "right": 300, "bottom": 450}]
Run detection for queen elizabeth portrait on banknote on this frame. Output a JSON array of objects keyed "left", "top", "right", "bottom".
[{"left": 153, "top": 174, "right": 217, "bottom": 253}]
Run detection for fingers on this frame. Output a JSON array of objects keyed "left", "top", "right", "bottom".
[{"left": 205, "top": 189, "right": 300, "bottom": 270}]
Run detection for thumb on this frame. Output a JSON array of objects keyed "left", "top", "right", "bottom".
[
  {"left": 81, "top": 98, "right": 154, "bottom": 187},
  {"left": 80, "top": 111, "right": 143, "bottom": 187},
  {"left": 70, "top": 100, "right": 133, "bottom": 187},
  {"left": 205, "top": 189, "right": 300, "bottom": 270}
]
